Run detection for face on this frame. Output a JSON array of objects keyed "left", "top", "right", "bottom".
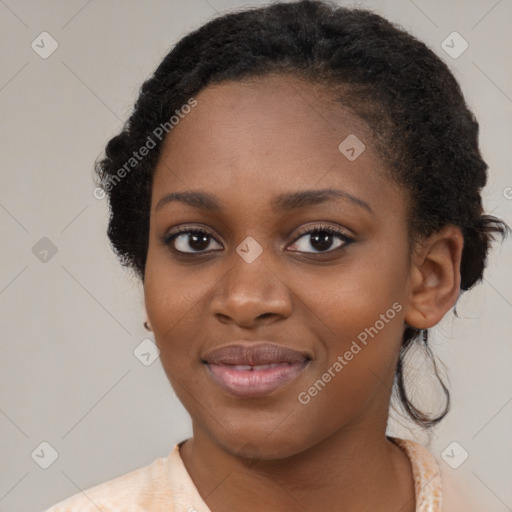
[{"left": 144, "top": 74, "right": 414, "bottom": 460}]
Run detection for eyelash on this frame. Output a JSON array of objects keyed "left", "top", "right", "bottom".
[{"left": 161, "top": 224, "right": 354, "bottom": 256}]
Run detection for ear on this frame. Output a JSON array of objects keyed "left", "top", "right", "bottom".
[
  {"left": 143, "top": 303, "right": 152, "bottom": 331},
  {"left": 404, "top": 224, "right": 464, "bottom": 330}
]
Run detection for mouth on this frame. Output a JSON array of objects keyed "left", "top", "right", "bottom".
[{"left": 202, "top": 342, "right": 312, "bottom": 398}]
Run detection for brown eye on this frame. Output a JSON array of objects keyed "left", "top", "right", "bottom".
[
  {"left": 288, "top": 226, "right": 353, "bottom": 254},
  {"left": 163, "top": 228, "right": 222, "bottom": 254}
]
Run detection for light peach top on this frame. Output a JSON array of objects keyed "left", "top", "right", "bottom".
[{"left": 44, "top": 437, "right": 485, "bottom": 511}]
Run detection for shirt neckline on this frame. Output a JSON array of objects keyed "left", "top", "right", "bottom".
[
  {"left": 170, "top": 437, "right": 442, "bottom": 512},
  {"left": 389, "top": 436, "right": 442, "bottom": 512}
]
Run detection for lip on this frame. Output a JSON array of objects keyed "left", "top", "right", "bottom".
[{"left": 202, "top": 342, "right": 312, "bottom": 398}]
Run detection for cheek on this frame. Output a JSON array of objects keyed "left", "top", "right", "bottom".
[
  {"left": 144, "top": 251, "right": 197, "bottom": 353},
  {"left": 296, "top": 246, "right": 407, "bottom": 398},
  {"left": 295, "top": 283, "right": 405, "bottom": 439},
  {"left": 303, "top": 251, "right": 406, "bottom": 342},
  {"left": 143, "top": 266, "right": 204, "bottom": 406},
  {"left": 143, "top": 249, "right": 227, "bottom": 392},
  {"left": 144, "top": 244, "right": 203, "bottom": 323}
]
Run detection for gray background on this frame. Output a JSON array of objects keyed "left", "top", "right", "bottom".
[{"left": 0, "top": 1, "right": 510, "bottom": 511}]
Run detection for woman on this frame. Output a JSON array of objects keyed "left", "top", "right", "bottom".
[{"left": 45, "top": 1, "right": 509, "bottom": 510}]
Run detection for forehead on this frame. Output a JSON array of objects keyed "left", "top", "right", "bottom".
[
  {"left": 151, "top": 74, "right": 405, "bottom": 218},
  {"left": 159, "top": 74, "right": 375, "bottom": 160}
]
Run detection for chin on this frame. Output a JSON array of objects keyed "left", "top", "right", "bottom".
[{"left": 205, "top": 418, "right": 317, "bottom": 462}]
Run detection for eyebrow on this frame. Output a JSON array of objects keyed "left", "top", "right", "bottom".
[{"left": 155, "top": 188, "right": 373, "bottom": 214}]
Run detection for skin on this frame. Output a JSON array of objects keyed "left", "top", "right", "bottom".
[{"left": 143, "top": 74, "right": 464, "bottom": 512}]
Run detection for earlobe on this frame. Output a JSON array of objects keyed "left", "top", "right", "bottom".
[
  {"left": 403, "top": 225, "right": 464, "bottom": 330},
  {"left": 143, "top": 305, "right": 153, "bottom": 332}
]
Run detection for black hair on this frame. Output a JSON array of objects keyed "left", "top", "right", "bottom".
[{"left": 94, "top": 0, "right": 510, "bottom": 430}]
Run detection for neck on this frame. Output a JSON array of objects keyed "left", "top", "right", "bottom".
[{"left": 179, "top": 422, "right": 416, "bottom": 512}]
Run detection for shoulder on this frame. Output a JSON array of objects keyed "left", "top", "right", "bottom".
[
  {"left": 438, "top": 459, "right": 489, "bottom": 512},
  {"left": 392, "top": 436, "right": 489, "bottom": 512},
  {"left": 43, "top": 448, "right": 179, "bottom": 512}
]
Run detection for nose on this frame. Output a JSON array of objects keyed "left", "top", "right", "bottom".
[{"left": 210, "top": 250, "right": 293, "bottom": 328}]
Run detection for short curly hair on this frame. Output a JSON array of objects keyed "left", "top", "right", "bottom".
[{"left": 94, "top": 0, "right": 510, "bottom": 430}]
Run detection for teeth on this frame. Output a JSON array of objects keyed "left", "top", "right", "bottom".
[
  {"left": 252, "top": 364, "right": 272, "bottom": 370},
  {"left": 229, "top": 363, "right": 287, "bottom": 371}
]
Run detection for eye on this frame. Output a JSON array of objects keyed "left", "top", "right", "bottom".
[
  {"left": 162, "top": 227, "right": 222, "bottom": 254},
  {"left": 161, "top": 223, "right": 354, "bottom": 256},
  {"left": 288, "top": 224, "right": 354, "bottom": 254}
]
